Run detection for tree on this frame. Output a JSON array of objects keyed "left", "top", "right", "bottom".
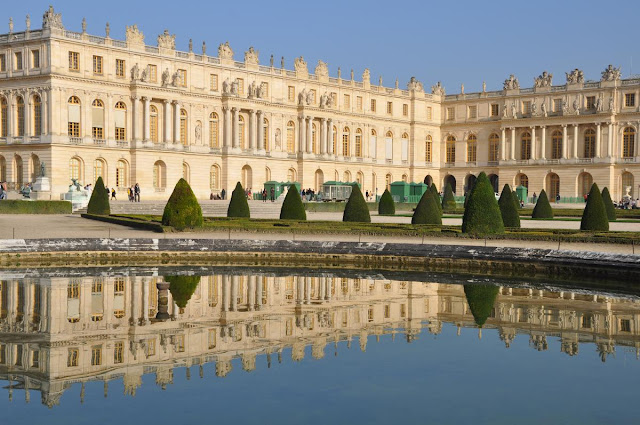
[
  {"left": 442, "top": 183, "right": 457, "bottom": 210},
  {"left": 532, "top": 189, "right": 554, "bottom": 219},
  {"left": 280, "top": 186, "right": 307, "bottom": 220},
  {"left": 86, "top": 176, "right": 110, "bottom": 215},
  {"left": 166, "top": 275, "right": 201, "bottom": 314},
  {"left": 343, "top": 184, "right": 371, "bottom": 223},
  {"left": 462, "top": 172, "right": 504, "bottom": 234},
  {"left": 464, "top": 285, "right": 499, "bottom": 327},
  {"left": 227, "top": 182, "right": 250, "bottom": 218},
  {"left": 498, "top": 184, "right": 521, "bottom": 228},
  {"left": 601, "top": 187, "right": 617, "bottom": 221},
  {"left": 161, "top": 178, "right": 203, "bottom": 230},
  {"left": 429, "top": 183, "right": 442, "bottom": 215},
  {"left": 378, "top": 189, "right": 396, "bottom": 215},
  {"left": 580, "top": 183, "right": 609, "bottom": 231},
  {"left": 411, "top": 190, "right": 442, "bottom": 225}
]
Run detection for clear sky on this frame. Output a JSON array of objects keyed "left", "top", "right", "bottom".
[{"left": 3, "top": 0, "right": 640, "bottom": 93}]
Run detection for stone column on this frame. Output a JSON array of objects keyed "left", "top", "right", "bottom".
[
  {"left": 24, "top": 94, "right": 31, "bottom": 138},
  {"left": 142, "top": 97, "right": 150, "bottom": 141},
  {"left": 307, "top": 116, "right": 313, "bottom": 153},
  {"left": 296, "top": 276, "right": 304, "bottom": 305},
  {"left": 540, "top": 126, "right": 547, "bottom": 160},
  {"left": 607, "top": 122, "right": 613, "bottom": 158},
  {"left": 562, "top": 125, "right": 568, "bottom": 159},
  {"left": 173, "top": 101, "right": 180, "bottom": 144},
  {"left": 573, "top": 124, "right": 579, "bottom": 158},
  {"left": 231, "top": 107, "right": 239, "bottom": 148},
  {"left": 500, "top": 128, "right": 506, "bottom": 161},
  {"left": 510, "top": 127, "right": 516, "bottom": 160},
  {"left": 320, "top": 118, "right": 327, "bottom": 154},
  {"left": 595, "top": 123, "right": 601, "bottom": 158},
  {"left": 305, "top": 277, "right": 311, "bottom": 305},
  {"left": 131, "top": 96, "right": 139, "bottom": 142},
  {"left": 255, "top": 276, "right": 263, "bottom": 310},
  {"left": 6, "top": 92, "right": 13, "bottom": 139},
  {"left": 531, "top": 126, "right": 536, "bottom": 160},
  {"left": 248, "top": 276, "right": 256, "bottom": 311},
  {"left": 230, "top": 276, "right": 238, "bottom": 312},
  {"left": 327, "top": 119, "right": 334, "bottom": 154},
  {"left": 299, "top": 116, "right": 306, "bottom": 153},
  {"left": 257, "top": 110, "right": 264, "bottom": 150},
  {"left": 222, "top": 107, "right": 230, "bottom": 148},
  {"left": 222, "top": 275, "right": 230, "bottom": 312},
  {"left": 163, "top": 100, "right": 171, "bottom": 143},
  {"left": 42, "top": 90, "right": 49, "bottom": 136},
  {"left": 249, "top": 109, "right": 256, "bottom": 150},
  {"left": 142, "top": 279, "right": 149, "bottom": 324}
]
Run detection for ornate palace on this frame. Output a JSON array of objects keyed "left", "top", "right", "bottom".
[{"left": 0, "top": 7, "right": 638, "bottom": 200}]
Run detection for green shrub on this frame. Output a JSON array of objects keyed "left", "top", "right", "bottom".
[
  {"left": 378, "top": 189, "right": 396, "bottom": 215},
  {"left": 161, "top": 178, "right": 203, "bottom": 230},
  {"left": 0, "top": 200, "right": 72, "bottom": 214},
  {"left": 280, "top": 187, "right": 307, "bottom": 220},
  {"left": 464, "top": 285, "right": 499, "bottom": 327},
  {"left": 87, "top": 176, "right": 110, "bottom": 215},
  {"left": 411, "top": 190, "right": 442, "bottom": 225},
  {"left": 429, "top": 183, "right": 442, "bottom": 215},
  {"left": 442, "top": 183, "right": 457, "bottom": 210},
  {"left": 343, "top": 184, "right": 371, "bottom": 223},
  {"left": 581, "top": 183, "right": 609, "bottom": 231},
  {"left": 462, "top": 172, "right": 504, "bottom": 235},
  {"left": 227, "top": 182, "right": 250, "bottom": 218},
  {"left": 166, "top": 275, "right": 201, "bottom": 312},
  {"left": 498, "top": 184, "right": 521, "bottom": 228},
  {"left": 512, "top": 190, "right": 521, "bottom": 210},
  {"left": 532, "top": 189, "right": 554, "bottom": 219},
  {"left": 601, "top": 187, "right": 617, "bottom": 221}
]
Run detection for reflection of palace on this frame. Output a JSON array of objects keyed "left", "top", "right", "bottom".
[{"left": 0, "top": 275, "right": 639, "bottom": 407}]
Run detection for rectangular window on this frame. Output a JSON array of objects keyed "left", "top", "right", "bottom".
[
  {"left": 93, "top": 55, "right": 103, "bottom": 75},
  {"left": 68, "top": 122, "right": 80, "bottom": 138},
  {"left": 331, "top": 92, "right": 337, "bottom": 107},
  {"left": 67, "top": 348, "right": 79, "bottom": 367},
  {"left": 468, "top": 105, "right": 477, "bottom": 119},
  {"left": 447, "top": 107, "right": 455, "bottom": 121},
  {"left": 175, "top": 335, "right": 185, "bottom": 353},
  {"left": 625, "top": 93, "right": 635, "bottom": 107},
  {"left": 114, "top": 341, "right": 124, "bottom": 364},
  {"left": 92, "top": 127, "right": 103, "bottom": 139},
  {"left": 446, "top": 142, "right": 455, "bottom": 163},
  {"left": 522, "top": 101, "right": 531, "bottom": 114},
  {"left": 237, "top": 78, "right": 244, "bottom": 94},
  {"left": 586, "top": 96, "right": 596, "bottom": 109},
  {"left": 115, "top": 127, "right": 126, "bottom": 141},
  {"left": 288, "top": 86, "right": 295, "bottom": 102},
  {"left": 491, "top": 104, "right": 499, "bottom": 117},
  {"left": 309, "top": 89, "right": 316, "bottom": 104},
  {"left": 357, "top": 96, "right": 363, "bottom": 111},
  {"left": 403, "top": 104, "right": 409, "bottom": 116},
  {"left": 261, "top": 82, "right": 269, "bottom": 97},
  {"left": 210, "top": 74, "right": 218, "bottom": 91},
  {"left": 31, "top": 50, "right": 40, "bottom": 69},
  {"left": 371, "top": 99, "right": 376, "bottom": 112},
  {"left": 553, "top": 98, "right": 563, "bottom": 112},
  {"left": 146, "top": 339, "right": 156, "bottom": 357},
  {"left": 344, "top": 94, "right": 350, "bottom": 109},
  {"left": 31, "top": 350, "right": 40, "bottom": 368},
  {"left": 91, "top": 345, "right": 102, "bottom": 366},
  {"left": 620, "top": 319, "right": 631, "bottom": 332},
  {"left": 115, "top": 59, "right": 125, "bottom": 77},
  {"left": 425, "top": 140, "right": 432, "bottom": 162},
  {"left": 386, "top": 101, "right": 393, "bottom": 114},
  {"left": 0, "top": 54, "right": 5, "bottom": 72},
  {"left": 69, "top": 51, "right": 79, "bottom": 71},
  {"left": 178, "top": 69, "right": 187, "bottom": 87},
  {"left": 208, "top": 329, "right": 217, "bottom": 349},
  {"left": 14, "top": 52, "right": 23, "bottom": 71},
  {"left": 427, "top": 106, "right": 433, "bottom": 120},
  {"left": 148, "top": 65, "right": 157, "bottom": 83}
]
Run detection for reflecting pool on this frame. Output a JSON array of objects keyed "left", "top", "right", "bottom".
[{"left": 0, "top": 268, "right": 638, "bottom": 425}]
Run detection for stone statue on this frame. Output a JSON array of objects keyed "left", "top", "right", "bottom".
[
  {"left": 298, "top": 89, "right": 307, "bottom": 105},
  {"left": 270, "top": 54, "right": 274, "bottom": 67},
  {"left": 40, "top": 162, "right": 46, "bottom": 177},
  {"left": 566, "top": 68, "right": 584, "bottom": 84},
  {"left": 306, "top": 90, "right": 314, "bottom": 105},
  {"left": 188, "top": 39, "right": 193, "bottom": 53},
  {"left": 157, "top": 30, "right": 176, "bottom": 50},
  {"left": 171, "top": 71, "right": 180, "bottom": 86},
  {"left": 362, "top": 68, "right": 370, "bottom": 83},
  {"left": 274, "top": 128, "right": 282, "bottom": 149},
  {"left": 502, "top": 104, "right": 508, "bottom": 118},
  {"left": 326, "top": 93, "right": 334, "bottom": 108},
  {"left": 231, "top": 79, "right": 239, "bottom": 95},
  {"left": 460, "top": 83, "right": 464, "bottom": 95},
  {"left": 541, "top": 101, "right": 548, "bottom": 117},
  {"left": 601, "top": 64, "right": 621, "bottom": 81},
  {"left": 407, "top": 77, "right": 423, "bottom": 92},
  {"left": 140, "top": 66, "right": 148, "bottom": 82},
  {"left": 281, "top": 56, "right": 285, "bottom": 68},
  {"left": 195, "top": 123, "right": 202, "bottom": 142},
  {"left": 562, "top": 99, "right": 569, "bottom": 114},
  {"left": 609, "top": 96, "right": 614, "bottom": 111},
  {"left": 534, "top": 71, "right": 553, "bottom": 88},
  {"left": 294, "top": 56, "right": 308, "bottom": 74},
  {"left": 248, "top": 80, "right": 258, "bottom": 98},
  {"left": 531, "top": 101, "right": 538, "bottom": 115},
  {"left": 511, "top": 102, "right": 517, "bottom": 118},
  {"left": 482, "top": 81, "right": 486, "bottom": 93},
  {"left": 244, "top": 46, "right": 259, "bottom": 65},
  {"left": 350, "top": 69, "right": 354, "bottom": 80},
  {"left": 395, "top": 78, "right": 399, "bottom": 89},
  {"left": 218, "top": 41, "right": 234, "bottom": 60},
  {"left": 202, "top": 41, "right": 207, "bottom": 55},
  {"left": 315, "top": 60, "right": 329, "bottom": 77},
  {"left": 130, "top": 63, "right": 140, "bottom": 81},
  {"left": 81, "top": 17, "right": 87, "bottom": 33},
  {"left": 503, "top": 74, "right": 519, "bottom": 90},
  {"left": 319, "top": 92, "right": 328, "bottom": 108},
  {"left": 42, "top": 6, "right": 64, "bottom": 30},
  {"left": 573, "top": 97, "right": 580, "bottom": 115},
  {"left": 337, "top": 67, "right": 341, "bottom": 79},
  {"left": 431, "top": 81, "right": 445, "bottom": 96},
  {"left": 257, "top": 83, "right": 266, "bottom": 99},
  {"left": 161, "top": 68, "right": 170, "bottom": 86},
  {"left": 379, "top": 76, "right": 383, "bottom": 86},
  {"left": 222, "top": 78, "right": 230, "bottom": 95},
  {"left": 26, "top": 15, "right": 31, "bottom": 32},
  {"left": 8, "top": 18, "right": 13, "bottom": 33},
  {"left": 105, "top": 22, "right": 110, "bottom": 37}
]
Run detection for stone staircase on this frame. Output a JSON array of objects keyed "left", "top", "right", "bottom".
[{"left": 99, "top": 199, "right": 284, "bottom": 218}]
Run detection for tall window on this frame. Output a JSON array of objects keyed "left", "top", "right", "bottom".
[
  {"left": 93, "top": 55, "right": 103, "bottom": 74},
  {"left": 427, "top": 106, "right": 433, "bottom": 120},
  {"left": 237, "top": 78, "right": 244, "bottom": 94},
  {"left": 355, "top": 128, "right": 362, "bottom": 157},
  {"left": 209, "top": 112, "right": 219, "bottom": 148},
  {"left": 332, "top": 126, "right": 337, "bottom": 153},
  {"left": 210, "top": 165, "right": 220, "bottom": 190},
  {"left": 489, "top": 133, "right": 499, "bottom": 162},
  {"left": 68, "top": 51, "right": 79, "bottom": 71},
  {"left": 261, "top": 82, "right": 269, "bottom": 97},
  {"left": 387, "top": 101, "right": 393, "bottom": 114},
  {"left": 425, "top": 135, "right": 432, "bottom": 162},
  {"left": 342, "top": 127, "right": 350, "bottom": 156},
  {"left": 115, "top": 59, "right": 125, "bottom": 77},
  {"left": 286, "top": 121, "right": 295, "bottom": 153},
  {"left": 357, "top": 96, "right": 363, "bottom": 111},
  {"left": 116, "top": 160, "right": 127, "bottom": 187},
  {"left": 403, "top": 104, "right": 409, "bottom": 116},
  {"left": 238, "top": 115, "right": 245, "bottom": 149},
  {"left": 623, "top": 127, "right": 635, "bottom": 158},
  {"left": 312, "top": 123, "right": 318, "bottom": 153},
  {"left": 178, "top": 69, "right": 187, "bottom": 87},
  {"left": 153, "top": 161, "right": 166, "bottom": 189},
  {"left": 288, "top": 86, "right": 295, "bottom": 102},
  {"left": 551, "top": 130, "right": 562, "bottom": 159},
  {"left": 114, "top": 102, "right": 126, "bottom": 141},
  {"left": 446, "top": 136, "right": 456, "bottom": 163},
  {"left": 467, "top": 134, "right": 477, "bottom": 162},
  {"left": 371, "top": 99, "right": 377, "bottom": 112},
  {"left": 92, "top": 99, "right": 104, "bottom": 139},
  {"left": 91, "top": 345, "right": 102, "bottom": 366},
  {"left": 69, "top": 157, "right": 81, "bottom": 181},
  {"left": 33, "top": 95, "right": 42, "bottom": 136},
  {"left": 114, "top": 342, "right": 124, "bottom": 364},
  {"left": 0, "top": 54, "right": 5, "bottom": 72},
  {"left": 263, "top": 118, "right": 269, "bottom": 151},
  {"left": 625, "top": 93, "right": 635, "bottom": 108},
  {"left": 14, "top": 52, "right": 22, "bottom": 71},
  {"left": 344, "top": 94, "right": 350, "bottom": 109},
  {"left": 521, "top": 132, "right": 532, "bottom": 160},
  {"left": 446, "top": 107, "right": 455, "bottom": 120},
  {"left": 518, "top": 174, "right": 529, "bottom": 189},
  {"left": 150, "top": 105, "right": 158, "bottom": 142},
  {"left": 16, "top": 96, "right": 24, "bottom": 137},
  {"left": 584, "top": 129, "right": 596, "bottom": 158},
  {"left": 1, "top": 98, "right": 7, "bottom": 137},
  {"left": 180, "top": 109, "right": 187, "bottom": 146},
  {"left": 148, "top": 65, "right": 157, "bottom": 83},
  {"left": 94, "top": 159, "right": 105, "bottom": 183},
  {"left": 548, "top": 173, "right": 560, "bottom": 200}
]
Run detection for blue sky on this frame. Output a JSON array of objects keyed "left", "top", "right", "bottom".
[{"left": 4, "top": 0, "right": 639, "bottom": 93}]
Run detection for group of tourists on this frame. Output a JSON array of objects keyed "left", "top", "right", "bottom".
[
  {"left": 260, "top": 187, "right": 276, "bottom": 202},
  {"left": 0, "top": 181, "right": 7, "bottom": 199},
  {"left": 301, "top": 188, "right": 316, "bottom": 201},
  {"left": 210, "top": 188, "right": 226, "bottom": 201},
  {"left": 615, "top": 198, "right": 639, "bottom": 209},
  {"left": 126, "top": 184, "right": 141, "bottom": 202}
]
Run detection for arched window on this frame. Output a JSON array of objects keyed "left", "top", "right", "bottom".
[
  {"left": 312, "top": 123, "right": 318, "bottom": 154},
  {"left": 92, "top": 99, "right": 104, "bottom": 140},
  {"left": 355, "top": 128, "right": 363, "bottom": 157},
  {"left": 621, "top": 172, "right": 635, "bottom": 198},
  {"left": 402, "top": 174, "right": 408, "bottom": 182},
  {"left": 521, "top": 132, "right": 531, "bottom": 160},
  {"left": 517, "top": 173, "right": 528, "bottom": 189},
  {"left": 356, "top": 171, "right": 364, "bottom": 186},
  {"left": 1, "top": 98, "right": 7, "bottom": 137},
  {"left": 0, "top": 156, "right": 6, "bottom": 181},
  {"left": 183, "top": 162, "right": 190, "bottom": 183},
  {"left": 116, "top": 160, "right": 128, "bottom": 188},
  {"left": 29, "top": 154, "right": 40, "bottom": 183},
  {"left": 153, "top": 161, "right": 166, "bottom": 189},
  {"left": 287, "top": 168, "right": 296, "bottom": 182},
  {"left": 489, "top": 133, "right": 500, "bottom": 162},
  {"left": 467, "top": 134, "right": 477, "bottom": 162},
  {"left": 332, "top": 125, "right": 338, "bottom": 153},
  {"left": 425, "top": 135, "right": 433, "bottom": 162},
  {"left": 446, "top": 135, "right": 456, "bottom": 163},
  {"left": 579, "top": 172, "right": 593, "bottom": 197},
  {"left": 385, "top": 173, "right": 392, "bottom": 191},
  {"left": 583, "top": 129, "right": 596, "bottom": 158},
  {"left": 623, "top": 127, "right": 635, "bottom": 158},
  {"left": 14, "top": 155, "right": 23, "bottom": 186},
  {"left": 94, "top": 158, "right": 106, "bottom": 184},
  {"left": 180, "top": 108, "right": 188, "bottom": 146},
  {"left": 315, "top": 169, "right": 324, "bottom": 192},
  {"left": 210, "top": 164, "right": 220, "bottom": 190},
  {"left": 286, "top": 121, "right": 295, "bottom": 153},
  {"left": 150, "top": 105, "right": 159, "bottom": 143},
  {"left": 265, "top": 166, "right": 271, "bottom": 182},
  {"left": 209, "top": 112, "right": 219, "bottom": 148},
  {"left": 69, "top": 157, "right": 82, "bottom": 182},
  {"left": 114, "top": 101, "right": 127, "bottom": 141},
  {"left": 551, "top": 130, "right": 562, "bottom": 159},
  {"left": 342, "top": 127, "right": 350, "bottom": 157},
  {"left": 263, "top": 118, "right": 269, "bottom": 151},
  {"left": 68, "top": 96, "right": 81, "bottom": 138},
  {"left": 33, "top": 95, "right": 42, "bottom": 136},
  {"left": 547, "top": 173, "right": 560, "bottom": 200},
  {"left": 343, "top": 171, "right": 351, "bottom": 182},
  {"left": 238, "top": 115, "right": 245, "bottom": 149},
  {"left": 16, "top": 96, "right": 25, "bottom": 137}
]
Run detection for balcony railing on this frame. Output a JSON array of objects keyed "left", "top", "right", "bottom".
[
  {"left": 622, "top": 157, "right": 636, "bottom": 163},
  {"left": 577, "top": 158, "right": 594, "bottom": 164},
  {"left": 93, "top": 138, "right": 105, "bottom": 145},
  {"left": 69, "top": 137, "right": 82, "bottom": 144},
  {"left": 116, "top": 141, "right": 129, "bottom": 148}
]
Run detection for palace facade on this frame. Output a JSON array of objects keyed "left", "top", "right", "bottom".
[{"left": 0, "top": 7, "right": 638, "bottom": 200}]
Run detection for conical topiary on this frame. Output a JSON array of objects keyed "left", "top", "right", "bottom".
[
  {"left": 464, "top": 284, "right": 499, "bottom": 327},
  {"left": 498, "top": 184, "right": 521, "bottom": 228},
  {"left": 411, "top": 190, "right": 442, "bottom": 225},
  {"left": 87, "top": 176, "right": 110, "bottom": 215},
  {"left": 601, "top": 187, "right": 617, "bottom": 221},
  {"left": 532, "top": 189, "right": 554, "bottom": 219},
  {"left": 462, "top": 172, "right": 504, "bottom": 235},
  {"left": 512, "top": 190, "right": 521, "bottom": 210},
  {"left": 280, "top": 186, "right": 306, "bottom": 220},
  {"left": 343, "top": 184, "right": 371, "bottom": 223},
  {"left": 166, "top": 275, "right": 201, "bottom": 313},
  {"left": 442, "top": 183, "right": 457, "bottom": 210},
  {"left": 227, "top": 182, "right": 250, "bottom": 218},
  {"left": 580, "top": 183, "right": 609, "bottom": 231},
  {"left": 429, "top": 183, "right": 442, "bottom": 215},
  {"left": 378, "top": 189, "right": 396, "bottom": 215},
  {"left": 161, "top": 178, "right": 203, "bottom": 230}
]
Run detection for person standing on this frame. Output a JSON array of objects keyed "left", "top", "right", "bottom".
[
  {"left": 270, "top": 187, "right": 275, "bottom": 202},
  {"left": 134, "top": 183, "right": 141, "bottom": 202},
  {"left": 221, "top": 188, "right": 226, "bottom": 200},
  {"left": 262, "top": 188, "right": 267, "bottom": 202},
  {"left": 111, "top": 188, "right": 117, "bottom": 200}
]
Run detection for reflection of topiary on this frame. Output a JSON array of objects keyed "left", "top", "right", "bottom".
[
  {"left": 166, "top": 276, "right": 201, "bottom": 311},
  {"left": 601, "top": 187, "right": 616, "bottom": 221},
  {"left": 464, "top": 284, "right": 499, "bottom": 327},
  {"left": 280, "top": 186, "right": 306, "bottom": 220},
  {"left": 87, "top": 176, "right": 110, "bottom": 215},
  {"left": 442, "top": 183, "right": 456, "bottom": 210},
  {"left": 498, "top": 184, "right": 521, "bottom": 228},
  {"left": 580, "top": 183, "right": 609, "bottom": 231},
  {"left": 532, "top": 189, "right": 553, "bottom": 219},
  {"left": 378, "top": 189, "right": 396, "bottom": 215},
  {"left": 343, "top": 184, "right": 371, "bottom": 223},
  {"left": 227, "top": 182, "right": 250, "bottom": 218},
  {"left": 462, "top": 172, "right": 504, "bottom": 234},
  {"left": 411, "top": 190, "right": 442, "bottom": 225},
  {"left": 161, "top": 178, "right": 203, "bottom": 230},
  {"left": 429, "top": 183, "right": 442, "bottom": 215}
]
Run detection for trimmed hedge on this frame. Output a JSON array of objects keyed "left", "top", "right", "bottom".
[
  {"left": 343, "top": 184, "right": 371, "bottom": 223},
  {"left": 412, "top": 190, "right": 442, "bottom": 225},
  {"left": 602, "top": 187, "right": 617, "bottom": 221},
  {"left": 378, "top": 189, "right": 396, "bottom": 215},
  {"left": 227, "top": 182, "right": 250, "bottom": 218},
  {"left": 87, "top": 176, "right": 110, "bottom": 215},
  {"left": 429, "top": 183, "right": 443, "bottom": 215},
  {"left": 81, "top": 213, "right": 165, "bottom": 232},
  {"left": 280, "top": 187, "right": 307, "bottom": 220},
  {"left": 0, "top": 200, "right": 72, "bottom": 214},
  {"left": 462, "top": 172, "right": 504, "bottom": 235},
  {"left": 498, "top": 184, "right": 521, "bottom": 228},
  {"left": 581, "top": 183, "right": 609, "bottom": 231},
  {"left": 532, "top": 190, "right": 554, "bottom": 219},
  {"left": 162, "top": 179, "right": 203, "bottom": 230},
  {"left": 166, "top": 275, "right": 201, "bottom": 312},
  {"left": 464, "top": 285, "right": 499, "bottom": 327},
  {"left": 442, "top": 183, "right": 457, "bottom": 210}
]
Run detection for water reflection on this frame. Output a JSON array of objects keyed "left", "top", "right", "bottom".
[{"left": 0, "top": 272, "right": 638, "bottom": 408}]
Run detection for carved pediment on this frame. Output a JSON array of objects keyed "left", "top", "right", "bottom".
[
  {"left": 244, "top": 47, "right": 259, "bottom": 65},
  {"left": 157, "top": 30, "right": 176, "bottom": 50},
  {"left": 126, "top": 25, "right": 144, "bottom": 46},
  {"left": 314, "top": 60, "right": 328, "bottom": 77}
]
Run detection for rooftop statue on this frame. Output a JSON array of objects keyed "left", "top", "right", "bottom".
[
  {"left": 503, "top": 74, "right": 519, "bottom": 90},
  {"left": 315, "top": 60, "right": 328, "bottom": 77},
  {"left": 157, "top": 30, "right": 176, "bottom": 50},
  {"left": 294, "top": 56, "right": 308, "bottom": 74},
  {"left": 218, "top": 41, "right": 234, "bottom": 60},
  {"left": 407, "top": 77, "right": 424, "bottom": 92},
  {"left": 601, "top": 64, "right": 621, "bottom": 81},
  {"left": 565, "top": 68, "right": 584, "bottom": 84},
  {"left": 42, "top": 6, "right": 64, "bottom": 30},
  {"left": 534, "top": 71, "right": 553, "bottom": 88},
  {"left": 431, "top": 81, "right": 445, "bottom": 96},
  {"left": 126, "top": 24, "right": 145, "bottom": 45},
  {"left": 244, "top": 46, "right": 259, "bottom": 65}
]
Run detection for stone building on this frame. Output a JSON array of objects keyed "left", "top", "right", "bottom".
[{"left": 0, "top": 7, "right": 638, "bottom": 200}]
